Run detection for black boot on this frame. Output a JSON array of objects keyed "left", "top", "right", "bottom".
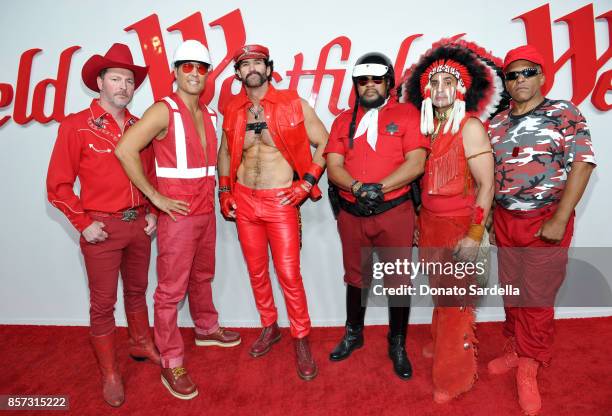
[
  {"left": 388, "top": 306, "right": 412, "bottom": 380},
  {"left": 330, "top": 285, "right": 366, "bottom": 361}
]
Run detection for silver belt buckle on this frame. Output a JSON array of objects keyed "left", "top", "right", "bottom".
[{"left": 121, "top": 208, "right": 138, "bottom": 222}]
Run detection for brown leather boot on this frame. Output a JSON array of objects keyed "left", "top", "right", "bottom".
[
  {"left": 294, "top": 337, "right": 317, "bottom": 381},
  {"left": 516, "top": 357, "right": 541, "bottom": 415},
  {"left": 250, "top": 323, "right": 281, "bottom": 357},
  {"left": 488, "top": 337, "right": 518, "bottom": 375},
  {"left": 195, "top": 327, "right": 241, "bottom": 347},
  {"left": 161, "top": 367, "right": 198, "bottom": 400},
  {"left": 126, "top": 310, "right": 160, "bottom": 365},
  {"left": 90, "top": 332, "right": 124, "bottom": 407}
]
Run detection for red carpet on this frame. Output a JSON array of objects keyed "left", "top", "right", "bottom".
[{"left": 1, "top": 317, "right": 611, "bottom": 415}]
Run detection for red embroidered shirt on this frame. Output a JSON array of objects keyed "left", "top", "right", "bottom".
[{"left": 47, "top": 100, "right": 157, "bottom": 232}]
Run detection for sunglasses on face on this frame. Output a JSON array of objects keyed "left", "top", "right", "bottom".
[
  {"left": 180, "top": 62, "right": 209, "bottom": 75},
  {"left": 504, "top": 67, "right": 540, "bottom": 81},
  {"left": 356, "top": 76, "right": 385, "bottom": 86}
]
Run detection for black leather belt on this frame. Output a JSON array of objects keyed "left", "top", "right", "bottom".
[{"left": 339, "top": 193, "right": 411, "bottom": 217}]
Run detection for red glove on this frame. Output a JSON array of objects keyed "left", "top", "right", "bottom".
[
  {"left": 279, "top": 163, "right": 324, "bottom": 206},
  {"left": 220, "top": 192, "right": 237, "bottom": 218},
  {"left": 218, "top": 176, "right": 236, "bottom": 219},
  {"left": 278, "top": 181, "right": 312, "bottom": 206}
]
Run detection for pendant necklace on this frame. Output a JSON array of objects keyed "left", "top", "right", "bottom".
[{"left": 248, "top": 104, "right": 263, "bottom": 120}]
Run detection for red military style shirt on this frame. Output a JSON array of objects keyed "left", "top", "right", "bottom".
[
  {"left": 325, "top": 100, "right": 429, "bottom": 201},
  {"left": 47, "top": 99, "right": 157, "bottom": 232}
]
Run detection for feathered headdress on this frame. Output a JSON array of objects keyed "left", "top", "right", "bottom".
[{"left": 399, "top": 38, "right": 509, "bottom": 135}]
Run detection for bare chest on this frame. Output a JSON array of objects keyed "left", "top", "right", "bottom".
[
  {"left": 243, "top": 106, "right": 276, "bottom": 150},
  {"left": 189, "top": 110, "right": 207, "bottom": 148}
]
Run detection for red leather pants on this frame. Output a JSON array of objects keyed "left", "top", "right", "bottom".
[{"left": 234, "top": 182, "right": 311, "bottom": 338}]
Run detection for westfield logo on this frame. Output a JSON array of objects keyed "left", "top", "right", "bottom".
[{"left": 0, "top": 3, "right": 609, "bottom": 129}]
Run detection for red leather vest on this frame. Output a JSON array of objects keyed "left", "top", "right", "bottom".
[
  {"left": 222, "top": 85, "right": 321, "bottom": 200},
  {"left": 153, "top": 93, "right": 218, "bottom": 215}
]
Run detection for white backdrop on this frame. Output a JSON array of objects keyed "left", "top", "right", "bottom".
[{"left": 0, "top": 0, "right": 610, "bottom": 328}]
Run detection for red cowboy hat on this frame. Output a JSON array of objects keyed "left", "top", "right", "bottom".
[{"left": 81, "top": 43, "right": 148, "bottom": 92}]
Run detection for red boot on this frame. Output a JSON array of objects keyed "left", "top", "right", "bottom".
[
  {"left": 90, "top": 332, "right": 124, "bottom": 407},
  {"left": 126, "top": 310, "right": 160, "bottom": 365},
  {"left": 516, "top": 357, "right": 541, "bottom": 415},
  {"left": 195, "top": 327, "right": 241, "bottom": 347},
  {"left": 432, "top": 307, "right": 478, "bottom": 403},
  {"left": 295, "top": 337, "right": 318, "bottom": 381},
  {"left": 161, "top": 367, "right": 198, "bottom": 400},
  {"left": 488, "top": 337, "right": 518, "bottom": 375},
  {"left": 250, "top": 323, "right": 281, "bottom": 358}
]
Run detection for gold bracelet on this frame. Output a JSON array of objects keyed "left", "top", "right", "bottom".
[{"left": 467, "top": 224, "right": 485, "bottom": 242}]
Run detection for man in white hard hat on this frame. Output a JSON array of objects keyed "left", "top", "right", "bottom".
[{"left": 116, "top": 39, "right": 240, "bottom": 400}]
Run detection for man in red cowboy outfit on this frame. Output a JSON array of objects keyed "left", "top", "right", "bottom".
[
  {"left": 487, "top": 45, "right": 595, "bottom": 415},
  {"left": 217, "top": 44, "right": 328, "bottom": 380},
  {"left": 115, "top": 40, "right": 240, "bottom": 400},
  {"left": 47, "top": 43, "right": 159, "bottom": 407},
  {"left": 400, "top": 38, "right": 503, "bottom": 404},
  {"left": 326, "top": 52, "right": 428, "bottom": 380}
]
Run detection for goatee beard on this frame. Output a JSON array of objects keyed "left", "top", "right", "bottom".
[{"left": 359, "top": 94, "right": 385, "bottom": 109}]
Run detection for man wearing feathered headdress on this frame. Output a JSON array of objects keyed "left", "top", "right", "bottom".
[{"left": 399, "top": 38, "right": 507, "bottom": 403}]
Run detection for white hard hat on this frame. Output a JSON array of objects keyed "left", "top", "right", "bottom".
[{"left": 172, "top": 40, "right": 211, "bottom": 65}]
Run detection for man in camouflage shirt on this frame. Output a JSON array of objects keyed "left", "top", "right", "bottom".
[{"left": 487, "top": 45, "right": 595, "bottom": 416}]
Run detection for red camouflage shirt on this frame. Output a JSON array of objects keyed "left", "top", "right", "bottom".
[{"left": 489, "top": 99, "right": 596, "bottom": 211}]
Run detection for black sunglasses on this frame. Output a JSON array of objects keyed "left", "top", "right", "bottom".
[
  {"left": 356, "top": 76, "right": 385, "bottom": 86},
  {"left": 504, "top": 67, "right": 540, "bottom": 81}
]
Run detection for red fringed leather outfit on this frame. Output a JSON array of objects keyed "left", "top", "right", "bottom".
[{"left": 419, "top": 116, "right": 479, "bottom": 401}]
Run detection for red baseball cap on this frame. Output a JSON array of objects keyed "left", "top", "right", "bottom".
[
  {"left": 233, "top": 44, "right": 270, "bottom": 63},
  {"left": 503, "top": 45, "right": 545, "bottom": 72},
  {"left": 81, "top": 43, "right": 148, "bottom": 92}
]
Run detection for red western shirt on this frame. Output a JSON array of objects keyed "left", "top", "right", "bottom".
[
  {"left": 324, "top": 100, "right": 429, "bottom": 201},
  {"left": 47, "top": 100, "right": 157, "bottom": 232}
]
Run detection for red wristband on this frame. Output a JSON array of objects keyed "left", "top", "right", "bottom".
[
  {"left": 219, "top": 176, "right": 230, "bottom": 187},
  {"left": 303, "top": 163, "right": 324, "bottom": 186}
]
